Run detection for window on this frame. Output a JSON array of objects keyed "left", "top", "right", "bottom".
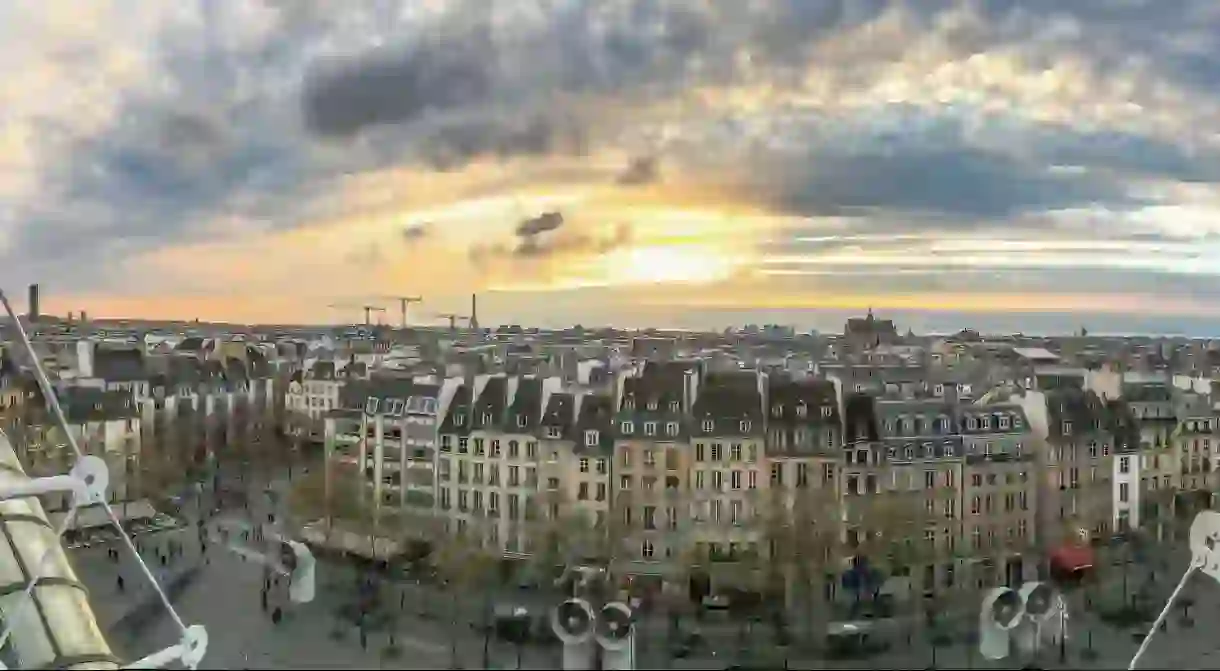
[
  {"left": 579, "top": 458, "right": 589, "bottom": 473},
  {"left": 644, "top": 449, "right": 656, "bottom": 467},
  {"left": 748, "top": 470, "right": 757, "bottom": 489},
  {"left": 644, "top": 422, "right": 657, "bottom": 436},
  {"left": 621, "top": 421, "right": 634, "bottom": 435},
  {"left": 666, "top": 422, "right": 679, "bottom": 436},
  {"left": 701, "top": 420, "right": 714, "bottom": 432},
  {"left": 641, "top": 540, "right": 655, "bottom": 558},
  {"left": 1062, "top": 421, "right": 1072, "bottom": 435},
  {"left": 924, "top": 471, "right": 935, "bottom": 489},
  {"left": 739, "top": 420, "right": 751, "bottom": 432},
  {"left": 491, "top": 440, "right": 502, "bottom": 457},
  {"left": 999, "top": 415, "right": 1010, "bottom": 430},
  {"left": 546, "top": 426, "right": 561, "bottom": 439},
  {"left": 509, "top": 440, "right": 520, "bottom": 458},
  {"left": 711, "top": 443, "right": 722, "bottom": 461},
  {"left": 1120, "top": 457, "right": 1130, "bottom": 474},
  {"left": 695, "top": 443, "right": 705, "bottom": 461},
  {"left": 730, "top": 444, "right": 742, "bottom": 461},
  {"left": 578, "top": 482, "right": 589, "bottom": 500},
  {"left": 731, "top": 470, "right": 742, "bottom": 489},
  {"left": 517, "top": 414, "right": 527, "bottom": 428},
  {"left": 584, "top": 430, "right": 598, "bottom": 447},
  {"left": 597, "top": 458, "right": 608, "bottom": 474},
  {"left": 1119, "top": 482, "right": 1129, "bottom": 503},
  {"left": 796, "top": 404, "right": 807, "bottom": 418}
]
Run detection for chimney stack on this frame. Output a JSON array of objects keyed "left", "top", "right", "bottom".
[{"left": 27, "top": 284, "right": 39, "bottom": 322}]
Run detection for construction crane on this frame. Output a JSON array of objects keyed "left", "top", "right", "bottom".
[
  {"left": 435, "top": 313, "right": 469, "bottom": 333},
  {"left": 328, "top": 303, "right": 386, "bottom": 326},
  {"left": 375, "top": 295, "right": 423, "bottom": 328}
]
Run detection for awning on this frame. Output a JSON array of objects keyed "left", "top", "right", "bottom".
[{"left": 1050, "top": 544, "right": 1095, "bottom": 572}]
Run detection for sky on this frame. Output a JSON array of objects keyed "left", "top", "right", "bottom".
[{"left": 4, "top": 0, "right": 1220, "bottom": 334}]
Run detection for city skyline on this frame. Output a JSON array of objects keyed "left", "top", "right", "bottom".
[{"left": 4, "top": 1, "right": 1220, "bottom": 327}]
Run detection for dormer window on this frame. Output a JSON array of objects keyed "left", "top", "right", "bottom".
[
  {"left": 796, "top": 404, "right": 807, "bottom": 418},
  {"left": 933, "top": 384, "right": 944, "bottom": 396},
  {"left": 364, "top": 397, "right": 379, "bottom": 415},
  {"left": 821, "top": 406, "right": 832, "bottom": 418},
  {"left": 454, "top": 413, "right": 466, "bottom": 426},
  {"left": 1062, "top": 421, "right": 1073, "bottom": 435},
  {"left": 666, "top": 422, "right": 679, "bottom": 436},
  {"left": 980, "top": 416, "right": 990, "bottom": 430},
  {"left": 584, "top": 430, "right": 599, "bottom": 447},
  {"left": 668, "top": 401, "right": 679, "bottom": 412},
  {"left": 517, "top": 414, "right": 528, "bottom": 429},
  {"left": 739, "top": 420, "right": 751, "bottom": 433},
  {"left": 966, "top": 417, "right": 977, "bottom": 431},
  {"left": 701, "top": 419, "right": 714, "bottom": 432},
  {"left": 622, "top": 421, "right": 634, "bottom": 434},
  {"left": 772, "top": 405, "right": 782, "bottom": 418},
  {"left": 624, "top": 398, "right": 634, "bottom": 411},
  {"left": 998, "top": 415, "right": 1010, "bottom": 430},
  {"left": 482, "top": 413, "right": 492, "bottom": 425},
  {"left": 546, "top": 426, "right": 561, "bottom": 439},
  {"left": 644, "top": 422, "right": 657, "bottom": 436},
  {"left": 647, "top": 399, "right": 658, "bottom": 411}
]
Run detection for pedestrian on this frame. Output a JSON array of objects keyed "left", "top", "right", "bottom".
[
  {"left": 261, "top": 589, "right": 269, "bottom": 612},
  {"left": 271, "top": 607, "right": 282, "bottom": 625},
  {"left": 116, "top": 575, "right": 125, "bottom": 592}
]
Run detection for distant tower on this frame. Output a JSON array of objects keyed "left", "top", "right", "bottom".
[
  {"left": 27, "top": 284, "right": 39, "bottom": 322},
  {"left": 470, "top": 293, "right": 479, "bottom": 331}
]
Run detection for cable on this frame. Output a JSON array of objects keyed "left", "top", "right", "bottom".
[
  {"left": 1127, "top": 562, "right": 1196, "bottom": 670},
  {"left": 0, "top": 292, "right": 190, "bottom": 648}
]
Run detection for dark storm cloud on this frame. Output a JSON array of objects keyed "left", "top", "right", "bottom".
[
  {"left": 616, "top": 156, "right": 660, "bottom": 186},
  {"left": 768, "top": 147, "right": 1132, "bottom": 221},
  {"left": 401, "top": 223, "right": 430, "bottom": 242},
  {"left": 301, "top": 31, "right": 495, "bottom": 138},
  {"left": 516, "top": 212, "right": 564, "bottom": 237}
]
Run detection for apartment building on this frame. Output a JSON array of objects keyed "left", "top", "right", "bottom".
[
  {"left": 322, "top": 376, "right": 443, "bottom": 552},
  {"left": 956, "top": 403, "right": 1037, "bottom": 590},
  {"left": 32, "top": 387, "right": 143, "bottom": 513},
  {"left": 435, "top": 376, "right": 551, "bottom": 558},
  {"left": 537, "top": 391, "right": 611, "bottom": 562},
  {"left": 614, "top": 363, "right": 694, "bottom": 585},
  {"left": 287, "top": 361, "right": 353, "bottom": 441},
  {"left": 866, "top": 399, "right": 962, "bottom": 601},
  {"left": 1168, "top": 410, "right": 1219, "bottom": 536},
  {"left": 686, "top": 371, "right": 765, "bottom": 595},
  {"left": 763, "top": 376, "right": 841, "bottom": 606},
  {"left": 1039, "top": 388, "right": 1135, "bottom": 547}
]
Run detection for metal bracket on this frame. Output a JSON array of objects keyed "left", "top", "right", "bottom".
[
  {"left": 0, "top": 455, "right": 108, "bottom": 506},
  {"left": 124, "top": 624, "right": 208, "bottom": 670}
]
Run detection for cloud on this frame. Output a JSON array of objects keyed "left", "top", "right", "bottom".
[
  {"left": 6, "top": 0, "right": 1220, "bottom": 328},
  {"left": 616, "top": 156, "right": 660, "bottom": 186}
]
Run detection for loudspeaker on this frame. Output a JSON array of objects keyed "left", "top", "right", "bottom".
[{"left": 979, "top": 587, "right": 1024, "bottom": 660}]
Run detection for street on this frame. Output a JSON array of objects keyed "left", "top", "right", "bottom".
[{"left": 63, "top": 450, "right": 1220, "bottom": 670}]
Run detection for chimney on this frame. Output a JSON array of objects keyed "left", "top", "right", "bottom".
[{"left": 27, "top": 284, "right": 39, "bottom": 322}]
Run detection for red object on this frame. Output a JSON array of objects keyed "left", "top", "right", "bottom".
[{"left": 1050, "top": 544, "right": 1095, "bottom": 573}]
